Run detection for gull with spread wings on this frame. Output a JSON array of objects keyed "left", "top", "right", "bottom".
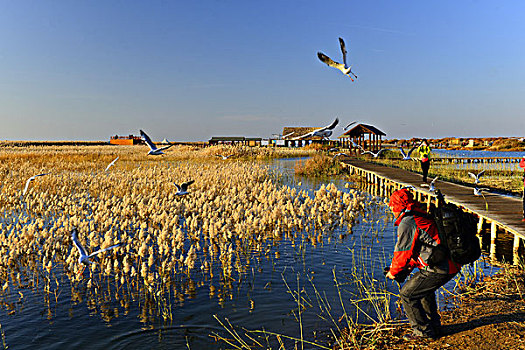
[
  {"left": 361, "top": 148, "right": 385, "bottom": 158},
  {"left": 140, "top": 129, "right": 173, "bottom": 155},
  {"left": 104, "top": 156, "right": 119, "bottom": 172},
  {"left": 468, "top": 170, "right": 485, "bottom": 184},
  {"left": 292, "top": 118, "right": 339, "bottom": 140},
  {"left": 317, "top": 37, "right": 358, "bottom": 81},
  {"left": 23, "top": 173, "right": 50, "bottom": 196},
  {"left": 399, "top": 146, "right": 418, "bottom": 160},
  {"left": 174, "top": 180, "right": 195, "bottom": 196},
  {"left": 71, "top": 229, "right": 122, "bottom": 275},
  {"left": 421, "top": 176, "right": 439, "bottom": 193}
]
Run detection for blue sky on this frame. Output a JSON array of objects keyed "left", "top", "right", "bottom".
[{"left": 1, "top": 1, "right": 525, "bottom": 141}]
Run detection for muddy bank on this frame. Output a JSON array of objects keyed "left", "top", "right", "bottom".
[{"left": 336, "top": 265, "right": 525, "bottom": 350}]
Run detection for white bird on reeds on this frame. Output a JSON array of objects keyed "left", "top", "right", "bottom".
[
  {"left": 399, "top": 146, "right": 418, "bottom": 160},
  {"left": 174, "top": 180, "right": 195, "bottom": 196},
  {"left": 140, "top": 129, "right": 173, "bottom": 155},
  {"left": 105, "top": 156, "right": 119, "bottom": 172},
  {"left": 468, "top": 170, "right": 485, "bottom": 184},
  {"left": 317, "top": 37, "right": 358, "bottom": 81},
  {"left": 23, "top": 173, "right": 50, "bottom": 196},
  {"left": 361, "top": 149, "right": 385, "bottom": 158},
  {"left": 71, "top": 229, "right": 121, "bottom": 274},
  {"left": 216, "top": 154, "right": 233, "bottom": 160},
  {"left": 421, "top": 176, "right": 439, "bottom": 193},
  {"left": 292, "top": 118, "right": 339, "bottom": 140}
]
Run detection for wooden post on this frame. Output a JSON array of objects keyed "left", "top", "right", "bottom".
[
  {"left": 514, "top": 235, "right": 521, "bottom": 265},
  {"left": 477, "top": 217, "right": 484, "bottom": 234},
  {"left": 490, "top": 222, "right": 497, "bottom": 261}
]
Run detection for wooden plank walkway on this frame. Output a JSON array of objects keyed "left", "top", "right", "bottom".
[{"left": 342, "top": 159, "right": 525, "bottom": 264}]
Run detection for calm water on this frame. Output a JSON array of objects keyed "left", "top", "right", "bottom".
[{"left": 0, "top": 157, "right": 495, "bottom": 349}]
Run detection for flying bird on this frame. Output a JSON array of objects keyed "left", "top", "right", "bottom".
[
  {"left": 332, "top": 152, "right": 350, "bottom": 159},
  {"left": 71, "top": 229, "right": 121, "bottom": 275},
  {"left": 343, "top": 121, "right": 357, "bottom": 131},
  {"left": 361, "top": 148, "right": 385, "bottom": 158},
  {"left": 317, "top": 37, "right": 358, "bottom": 81},
  {"left": 421, "top": 176, "right": 439, "bottom": 192},
  {"left": 216, "top": 154, "right": 233, "bottom": 160},
  {"left": 468, "top": 170, "right": 485, "bottom": 184},
  {"left": 474, "top": 187, "right": 490, "bottom": 196},
  {"left": 399, "top": 146, "right": 418, "bottom": 160},
  {"left": 282, "top": 131, "right": 295, "bottom": 139},
  {"left": 104, "top": 156, "right": 119, "bottom": 172},
  {"left": 350, "top": 140, "right": 365, "bottom": 152},
  {"left": 174, "top": 180, "right": 195, "bottom": 196},
  {"left": 292, "top": 118, "right": 339, "bottom": 140},
  {"left": 140, "top": 129, "right": 173, "bottom": 155},
  {"left": 23, "top": 173, "right": 50, "bottom": 196}
]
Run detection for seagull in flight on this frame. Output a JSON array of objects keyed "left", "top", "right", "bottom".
[
  {"left": 421, "top": 176, "right": 439, "bottom": 192},
  {"left": 140, "top": 129, "right": 173, "bottom": 155},
  {"left": 332, "top": 152, "right": 350, "bottom": 159},
  {"left": 361, "top": 149, "right": 385, "bottom": 158},
  {"left": 23, "top": 173, "right": 50, "bottom": 196},
  {"left": 350, "top": 140, "right": 365, "bottom": 152},
  {"left": 343, "top": 121, "right": 357, "bottom": 131},
  {"left": 292, "top": 117, "right": 339, "bottom": 140},
  {"left": 317, "top": 37, "right": 358, "bottom": 81},
  {"left": 216, "top": 154, "right": 233, "bottom": 160},
  {"left": 104, "top": 156, "right": 119, "bottom": 172},
  {"left": 71, "top": 229, "right": 121, "bottom": 275},
  {"left": 468, "top": 170, "right": 485, "bottom": 184},
  {"left": 474, "top": 187, "right": 490, "bottom": 196},
  {"left": 399, "top": 146, "right": 418, "bottom": 160},
  {"left": 174, "top": 180, "right": 195, "bottom": 196}
]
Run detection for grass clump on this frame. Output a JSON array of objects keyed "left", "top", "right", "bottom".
[{"left": 294, "top": 155, "right": 344, "bottom": 177}]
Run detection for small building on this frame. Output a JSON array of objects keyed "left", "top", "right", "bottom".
[
  {"left": 208, "top": 136, "right": 262, "bottom": 146},
  {"left": 110, "top": 134, "right": 143, "bottom": 145},
  {"left": 338, "top": 124, "right": 386, "bottom": 152}
]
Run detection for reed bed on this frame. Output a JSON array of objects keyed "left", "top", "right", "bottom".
[{"left": 0, "top": 144, "right": 372, "bottom": 327}]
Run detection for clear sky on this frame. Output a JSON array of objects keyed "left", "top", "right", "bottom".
[{"left": 1, "top": 1, "right": 525, "bottom": 141}]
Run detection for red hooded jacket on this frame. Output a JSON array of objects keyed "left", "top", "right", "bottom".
[{"left": 389, "top": 189, "right": 460, "bottom": 277}]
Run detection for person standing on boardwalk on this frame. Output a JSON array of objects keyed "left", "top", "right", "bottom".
[
  {"left": 385, "top": 188, "right": 461, "bottom": 340},
  {"left": 418, "top": 139, "right": 431, "bottom": 183},
  {"left": 520, "top": 156, "right": 525, "bottom": 222}
]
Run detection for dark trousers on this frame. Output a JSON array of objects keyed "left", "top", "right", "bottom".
[
  {"left": 420, "top": 160, "right": 430, "bottom": 182},
  {"left": 399, "top": 270, "right": 456, "bottom": 337}
]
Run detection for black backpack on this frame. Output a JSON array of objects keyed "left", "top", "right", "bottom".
[{"left": 427, "top": 190, "right": 482, "bottom": 266}]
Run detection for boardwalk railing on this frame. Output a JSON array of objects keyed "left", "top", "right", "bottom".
[{"left": 342, "top": 159, "right": 525, "bottom": 265}]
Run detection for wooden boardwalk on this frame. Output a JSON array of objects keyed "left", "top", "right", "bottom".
[{"left": 342, "top": 159, "right": 525, "bottom": 264}]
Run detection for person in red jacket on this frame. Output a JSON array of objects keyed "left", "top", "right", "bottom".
[
  {"left": 385, "top": 188, "right": 461, "bottom": 340},
  {"left": 520, "top": 156, "right": 525, "bottom": 222}
]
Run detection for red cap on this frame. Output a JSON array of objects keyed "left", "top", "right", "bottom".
[{"left": 389, "top": 188, "right": 416, "bottom": 213}]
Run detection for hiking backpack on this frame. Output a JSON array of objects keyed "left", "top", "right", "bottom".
[{"left": 428, "top": 190, "right": 482, "bottom": 266}]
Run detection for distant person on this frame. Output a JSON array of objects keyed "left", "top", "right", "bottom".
[
  {"left": 385, "top": 188, "right": 461, "bottom": 340},
  {"left": 520, "top": 156, "right": 525, "bottom": 222},
  {"left": 418, "top": 139, "right": 431, "bottom": 183}
]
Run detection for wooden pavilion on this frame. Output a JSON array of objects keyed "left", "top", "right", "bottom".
[{"left": 338, "top": 124, "right": 386, "bottom": 152}]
